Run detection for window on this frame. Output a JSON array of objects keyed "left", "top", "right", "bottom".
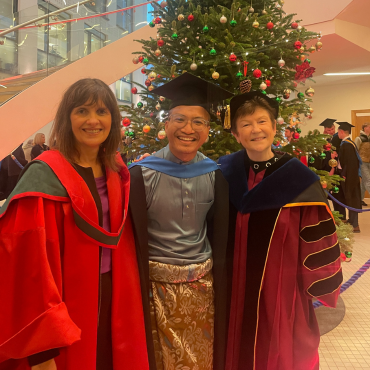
[
  {"left": 116, "top": 75, "right": 132, "bottom": 102},
  {"left": 84, "top": 24, "right": 106, "bottom": 56},
  {"left": 116, "top": 0, "right": 132, "bottom": 32}
]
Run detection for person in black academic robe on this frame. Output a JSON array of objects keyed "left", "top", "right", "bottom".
[{"left": 335, "top": 122, "right": 362, "bottom": 232}]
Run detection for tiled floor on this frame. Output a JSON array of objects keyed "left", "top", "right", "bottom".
[{"left": 319, "top": 198, "right": 370, "bottom": 370}]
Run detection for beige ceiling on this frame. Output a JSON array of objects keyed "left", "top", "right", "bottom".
[{"left": 284, "top": 0, "right": 370, "bottom": 86}]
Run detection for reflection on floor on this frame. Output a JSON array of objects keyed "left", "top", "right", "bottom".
[{"left": 319, "top": 199, "right": 370, "bottom": 370}]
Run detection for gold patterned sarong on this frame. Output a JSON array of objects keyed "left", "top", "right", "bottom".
[{"left": 149, "top": 258, "right": 214, "bottom": 370}]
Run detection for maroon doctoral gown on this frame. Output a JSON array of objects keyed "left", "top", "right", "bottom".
[{"left": 218, "top": 150, "right": 343, "bottom": 370}]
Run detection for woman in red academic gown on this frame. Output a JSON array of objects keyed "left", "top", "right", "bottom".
[
  {"left": 0, "top": 79, "right": 148, "bottom": 370},
  {"left": 219, "top": 92, "right": 343, "bottom": 370}
]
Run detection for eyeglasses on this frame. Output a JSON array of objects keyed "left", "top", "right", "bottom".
[{"left": 169, "top": 114, "right": 210, "bottom": 132}]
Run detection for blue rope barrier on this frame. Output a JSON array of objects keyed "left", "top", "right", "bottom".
[
  {"left": 11, "top": 156, "right": 24, "bottom": 170},
  {"left": 325, "top": 191, "right": 370, "bottom": 213},
  {"left": 313, "top": 258, "right": 370, "bottom": 309}
]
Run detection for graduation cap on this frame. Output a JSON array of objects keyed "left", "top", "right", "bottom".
[
  {"left": 230, "top": 91, "right": 280, "bottom": 125},
  {"left": 319, "top": 118, "right": 337, "bottom": 128},
  {"left": 151, "top": 72, "right": 233, "bottom": 112},
  {"left": 336, "top": 122, "right": 355, "bottom": 133}
]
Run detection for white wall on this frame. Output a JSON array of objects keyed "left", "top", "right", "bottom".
[{"left": 301, "top": 80, "right": 370, "bottom": 136}]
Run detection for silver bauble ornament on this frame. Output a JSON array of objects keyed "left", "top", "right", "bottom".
[
  {"left": 260, "top": 82, "right": 267, "bottom": 90},
  {"left": 190, "top": 62, "right": 198, "bottom": 71},
  {"left": 278, "top": 59, "right": 285, "bottom": 67},
  {"left": 132, "top": 57, "right": 139, "bottom": 64},
  {"left": 177, "top": 14, "right": 184, "bottom": 21},
  {"left": 220, "top": 15, "right": 227, "bottom": 24},
  {"left": 158, "top": 130, "right": 166, "bottom": 140},
  {"left": 277, "top": 117, "right": 285, "bottom": 124},
  {"left": 262, "top": 9, "right": 268, "bottom": 15},
  {"left": 305, "top": 87, "right": 315, "bottom": 97},
  {"left": 249, "top": 7, "right": 254, "bottom": 13}
]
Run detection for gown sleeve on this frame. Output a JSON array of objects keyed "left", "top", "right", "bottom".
[
  {"left": 298, "top": 205, "right": 343, "bottom": 307},
  {"left": 0, "top": 196, "right": 81, "bottom": 363}
]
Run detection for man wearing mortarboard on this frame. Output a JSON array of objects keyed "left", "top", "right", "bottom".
[
  {"left": 128, "top": 73, "right": 233, "bottom": 370},
  {"left": 334, "top": 122, "right": 362, "bottom": 232}
]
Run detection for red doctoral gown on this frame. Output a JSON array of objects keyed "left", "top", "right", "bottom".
[
  {"left": 219, "top": 150, "right": 343, "bottom": 370},
  {"left": 0, "top": 151, "right": 148, "bottom": 370}
]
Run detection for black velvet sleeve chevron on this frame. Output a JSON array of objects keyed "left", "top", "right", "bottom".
[
  {"left": 307, "top": 269, "right": 343, "bottom": 297},
  {"left": 304, "top": 242, "right": 341, "bottom": 271},
  {"left": 300, "top": 219, "right": 336, "bottom": 243}
]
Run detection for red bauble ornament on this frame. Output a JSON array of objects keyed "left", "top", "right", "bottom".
[
  {"left": 229, "top": 53, "right": 237, "bottom": 62},
  {"left": 291, "top": 22, "right": 298, "bottom": 29},
  {"left": 275, "top": 141, "right": 280, "bottom": 146},
  {"left": 324, "top": 143, "right": 331, "bottom": 151},
  {"left": 145, "top": 79, "right": 151, "bottom": 87},
  {"left": 267, "top": 21, "right": 274, "bottom": 30},
  {"left": 294, "top": 41, "right": 302, "bottom": 49},
  {"left": 265, "top": 79, "right": 271, "bottom": 87},
  {"left": 131, "top": 87, "right": 137, "bottom": 94},
  {"left": 157, "top": 38, "right": 165, "bottom": 47},
  {"left": 138, "top": 56, "right": 144, "bottom": 63},
  {"left": 293, "top": 133, "right": 300, "bottom": 140},
  {"left": 253, "top": 69, "right": 262, "bottom": 78},
  {"left": 157, "top": 74, "right": 161, "bottom": 79},
  {"left": 122, "top": 118, "right": 131, "bottom": 127},
  {"left": 154, "top": 17, "right": 162, "bottom": 24},
  {"left": 141, "top": 68, "right": 146, "bottom": 74},
  {"left": 187, "top": 14, "right": 194, "bottom": 21}
]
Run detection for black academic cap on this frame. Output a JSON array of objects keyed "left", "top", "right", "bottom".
[
  {"left": 336, "top": 122, "right": 355, "bottom": 133},
  {"left": 230, "top": 91, "right": 280, "bottom": 123},
  {"left": 151, "top": 72, "right": 233, "bottom": 111},
  {"left": 319, "top": 118, "right": 337, "bottom": 128}
]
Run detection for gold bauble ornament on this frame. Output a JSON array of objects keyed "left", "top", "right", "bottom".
[
  {"left": 212, "top": 71, "right": 220, "bottom": 80},
  {"left": 305, "top": 87, "right": 315, "bottom": 97},
  {"left": 329, "top": 159, "right": 338, "bottom": 168},
  {"left": 148, "top": 71, "right": 157, "bottom": 81},
  {"left": 178, "top": 14, "right": 184, "bottom": 21},
  {"left": 308, "top": 46, "right": 316, "bottom": 53},
  {"left": 154, "top": 49, "right": 162, "bottom": 57},
  {"left": 252, "top": 20, "right": 259, "bottom": 28},
  {"left": 148, "top": 85, "right": 154, "bottom": 91},
  {"left": 321, "top": 180, "right": 327, "bottom": 189},
  {"left": 159, "top": 96, "right": 165, "bottom": 102},
  {"left": 309, "top": 107, "right": 314, "bottom": 113},
  {"left": 300, "top": 54, "right": 306, "bottom": 61},
  {"left": 155, "top": 103, "right": 161, "bottom": 110},
  {"left": 158, "top": 130, "right": 166, "bottom": 140},
  {"left": 143, "top": 124, "right": 151, "bottom": 133},
  {"left": 299, "top": 46, "right": 305, "bottom": 53},
  {"left": 316, "top": 41, "right": 323, "bottom": 49}
]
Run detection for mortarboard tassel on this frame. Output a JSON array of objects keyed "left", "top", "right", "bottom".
[{"left": 223, "top": 105, "right": 231, "bottom": 129}]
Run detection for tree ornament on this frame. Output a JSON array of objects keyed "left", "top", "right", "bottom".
[
  {"left": 298, "top": 25, "right": 303, "bottom": 30},
  {"left": 137, "top": 102, "right": 143, "bottom": 108},
  {"left": 278, "top": 59, "right": 285, "bottom": 67},
  {"left": 149, "top": 21, "right": 155, "bottom": 28},
  {"left": 293, "top": 133, "right": 300, "bottom": 140},
  {"left": 148, "top": 85, "right": 154, "bottom": 92},
  {"left": 329, "top": 159, "right": 338, "bottom": 168},
  {"left": 178, "top": 14, "right": 184, "bottom": 21},
  {"left": 149, "top": 112, "right": 155, "bottom": 118},
  {"left": 297, "top": 92, "right": 305, "bottom": 100},
  {"left": 291, "top": 22, "right": 298, "bottom": 29},
  {"left": 320, "top": 180, "right": 327, "bottom": 189},
  {"left": 320, "top": 152, "right": 327, "bottom": 159},
  {"left": 203, "top": 25, "right": 209, "bottom": 33},
  {"left": 252, "top": 20, "right": 259, "bottom": 28},
  {"left": 122, "top": 117, "right": 131, "bottom": 127},
  {"left": 262, "top": 9, "right": 268, "bottom": 15},
  {"left": 187, "top": 14, "right": 194, "bottom": 22},
  {"left": 305, "top": 58, "right": 311, "bottom": 64},
  {"left": 309, "top": 157, "right": 315, "bottom": 164},
  {"left": 332, "top": 186, "right": 339, "bottom": 194},
  {"left": 190, "top": 62, "right": 198, "bottom": 71},
  {"left": 143, "top": 57, "right": 149, "bottom": 65},
  {"left": 308, "top": 46, "right": 316, "bottom": 53},
  {"left": 210, "top": 48, "right": 217, "bottom": 56},
  {"left": 309, "top": 107, "right": 314, "bottom": 113},
  {"left": 132, "top": 56, "right": 139, "bottom": 64},
  {"left": 148, "top": 71, "right": 157, "bottom": 81},
  {"left": 275, "top": 97, "right": 282, "bottom": 103},
  {"left": 296, "top": 128, "right": 302, "bottom": 134},
  {"left": 143, "top": 124, "right": 151, "bottom": 133},
  {"left": 236, "top": 71, "right": 243, "bottom": 79},
  {"left": 155, "top": 49, "right": 162, "bottom": 57},
  {"left": 276, "top": 3, "right": 281, "bottom": 9},
  {"left": 266, "top": 79, "right": 271, "bottom": 87},
  {"left": 145, "top": 79, "right": 152, "bottom": 87},
  {"left": 267, "top": 21, "right": 274, "bottom": 30},
  {"left": 253, "top": 68, "right": 262, "bottom": 78},
  {"left": 249, "top": 7, "right": 254, "bottom": 13},
  {"left": 300, "top": 54, "right": 306, "bottom": 62},
  {"left": 141, "top": 67, "right": 146, "bottom": 74},
  {"left": 345, "top": 251, "right": 352, "bottom": 258},
  {"left": 229, "top": 53, "right": 237, "bottom": 62},
  {"left": 159, "top": 96, "right": 165, "bottom": 102},
  {"left": 230, "top": 19, "right": 237, "bottom": 27},
  {"left": 294, "top": 40, "right": 302, "bottom": 49},
  {"left": 305, "top": 87, "right": 315, "bottom": 97},
  {"left": 131, "top": 87, "right": 137, "bottom": 94},
  {"left": 260, "top": 82, "right": 267, "bottom": 90},
  {"left": 138, "top": 56, "right": 144, "bottom": 63},
  {"left": 283, "top": 89, "right": 291, "bottom": 99},
  {"left": 212, "top": 71, "right": 220, "bottom": 80},
  {"left": 277, "top": 117, "right": 284, "bottom": 124},
  {"left": 220, "top": 15, "right": 227, "bottom": 24},
  {"left": 157, "top": 39, "right": 165, "bottom": 47},
  {"left": 299, "top": 46, "right": 305, "bottom": 53},
  {"left": 261, "top": 90, "right": 267, "bottom": 95},
  {"left": 158, "top": 130, "right": 166, "bottom": 140},
  {"left": 316, "top": 41, "right": 323, "bottom": 49},
  {"left": 171, "top": 32, "right": 178, "bottom": 40},
  {"left": 160, "top": 0, "right": 167, "bottom": 8},
  {"left": 154, "top": 17, "right": 162, "bottom": 24},
  {"left": 155, "top": 103, "right": 161, "bottom": 110},
  {"left": 240, "top": 79, "right": 252, "bottom": 93}
]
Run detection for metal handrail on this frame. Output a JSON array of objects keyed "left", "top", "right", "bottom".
[{"left": 0, "top": 0, "right": 95, "bottom": 37}]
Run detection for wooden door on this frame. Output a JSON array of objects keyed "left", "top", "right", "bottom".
[{"left": 351, "top": 109, "right": 370, "bottom": 198}]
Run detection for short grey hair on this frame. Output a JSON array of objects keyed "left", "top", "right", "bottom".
[{"left": 362, "top": 122, "right": 370, "bottom": 130}]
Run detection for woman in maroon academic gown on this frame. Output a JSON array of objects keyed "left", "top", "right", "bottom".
[
  {"left": 219, "top": 92, "right": 343, "bottom": 370},
  {"left": 0, "top": 79, "right": 148, "bottom": 370}
]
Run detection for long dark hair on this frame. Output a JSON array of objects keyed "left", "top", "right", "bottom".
[{"left": 49, "top": 78, "right": 122, "bottom": 171}]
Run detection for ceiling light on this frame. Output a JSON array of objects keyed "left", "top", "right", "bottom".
[{"left": 324, "top": 72, "right": 370, "bottom": 76}]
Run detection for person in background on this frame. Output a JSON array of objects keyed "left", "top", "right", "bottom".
[
  {"left": 23, "top": 139, "right": 33, "bottom": 162},
  {"left": 219, "top": 91, "right": 342, "bottom": 370},
  {"left": 0, "top": 78, "right": 148, "bottom": 370},
  {"left": 31, "top": 133, "right": 49, "bottom": 160},
  {"left": 0, "top": 144, "right": 28, "bottom": 201},
  {"left": 354, "top": 122, "right": 370, "bottom": 206},
  {"left": 336, "top": 122, "right": 362, "bottom": 232},
  {"left": 284, "top": 126, "right": 295, "bottom": 143}
]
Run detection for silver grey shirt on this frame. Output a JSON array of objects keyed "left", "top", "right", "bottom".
[{"left": 142, "top": 146, "right": 215, "bottom": 265}]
